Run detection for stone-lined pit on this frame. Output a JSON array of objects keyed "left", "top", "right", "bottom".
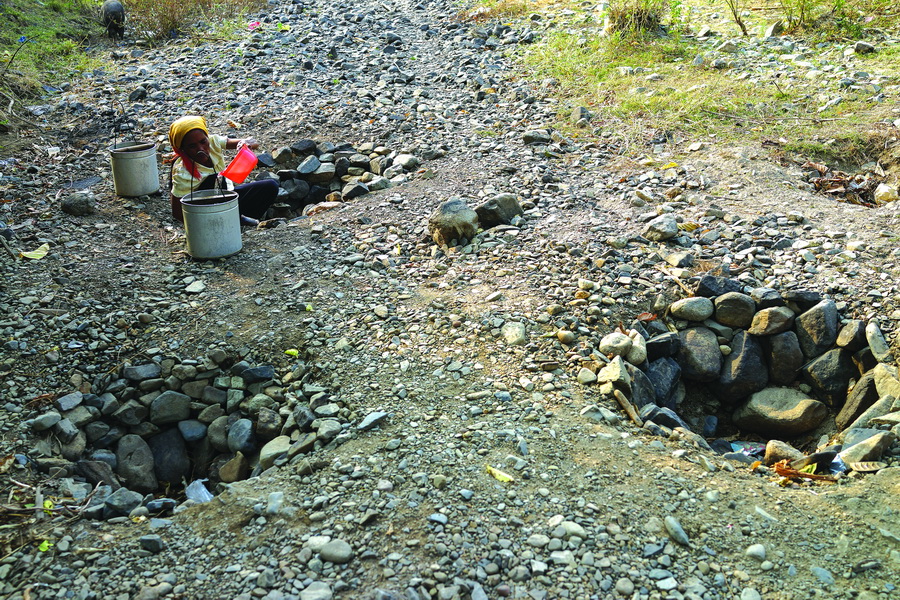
[
  {"left": 581, "top": 271, "right": 900, "bottom": 468},
  {"left": 25, "top": 350, "right": 372, "bottom": 518}
]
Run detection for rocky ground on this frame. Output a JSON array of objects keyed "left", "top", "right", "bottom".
[{"left": 2, "top": 0, "right": 900, "bottom": 598}]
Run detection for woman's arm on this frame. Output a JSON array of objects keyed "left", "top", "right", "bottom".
[{"left": 225, "top": 137, "right": 259, "bottom": 150}]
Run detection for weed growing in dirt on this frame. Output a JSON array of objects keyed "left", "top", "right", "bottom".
[
  {"left": 463, "top": 0, "right": 535, "bottom": 21},
  {"left": 722, "top": 0, "right": 749, "bottom": 35},
  {"left": 127, "top": 0, "right": 266, "bottom": 40}
]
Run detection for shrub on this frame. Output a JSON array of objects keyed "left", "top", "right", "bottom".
[
  {"left": 605, "top": 0, "right": 670, "bottom": 35},
  {"left": 779, "top": 0, "right": 824, "bottom": 28}
]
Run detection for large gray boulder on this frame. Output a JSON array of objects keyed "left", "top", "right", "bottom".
[
  {"left": 623, "top": 361, "right": 658, "bottom": 409},
  {"left": 795, "top": 299, "right": 839, "bottom": 359},
  {"left": 836, "top": 320, "right": 867, "bottom": 352},
  {"left": 643, "top": 215, "right": 678, "bottom": 242},
  {"left": 114, "top": 434, "right": 157, "bottom": 493},
  {"left": 475, "top": 193, "right": 524, "bottom": 229},
  {"left": 428, "top": 198, "right": 478, "bottom": 247},
  {"left": 227, "top": 418, "right": 256, "bottom": 455},
  {"left": 149, "top": 391, "right": 191, "bottom": 425},
  {"left": 147, "top": 428, "right": 190, "bottom": 485},
  {"left": 259, "top": 436, "right": 291, "bottom": 470},
  {"left": 670, "top": 297, "right": 714, "bottom": 321},
  {"left": 732, "top": 387, "right": 828, "bottom": 436},
  {"left": 102, "top": 488, "right": 142, "bottom": 519},
  {"left": 677, "top": 327, "right": 722, "bottom": 382},
  {"left": 748, "top": 307, "right": 795, "bottom": 336},
  {"left": 710, "top": 330, "right": 768, "bottom": 403},
  {"left": 646, "top": 357, "right": 681, "bottom": 410},
  {"left": 836, "top": 371, "right": 879, "bottom": 430},
  {"left": 714, "top": 292, "right": 755, "bottom": 328},
  {"left": 802, "top": 348, "right": 855, "bottom": 408},
  {"left": 839, "top": 431, "right": 897, "bottom": 465},
  {"left": 874, "top": 363, "right": 900, "bottom": 398},
  {"left": 763, "top": 331, "right": 804, "bottom": 386}
]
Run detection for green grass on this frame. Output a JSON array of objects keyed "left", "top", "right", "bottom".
[
  {"left": 472, "top": 0, "right": 900, "bottom": 161},
  {"left": 0, "top": 0, "right": 266, "bottom": 103},
  {"left": 0, "top": 0, "right": 98, "bottom": 94}
]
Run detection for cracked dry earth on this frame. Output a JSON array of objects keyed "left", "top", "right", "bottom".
[{"left": 1, "top": 0, "right": 900, "bottom": 598}]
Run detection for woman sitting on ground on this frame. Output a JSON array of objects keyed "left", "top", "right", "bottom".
[{"left": 168, "top": 115, "right": 278, "bottom": 226}]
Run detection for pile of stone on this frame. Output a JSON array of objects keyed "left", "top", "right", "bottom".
[
  {"left": 24, "top": 351, "right": 377, "bottom": 519},
  {"left": 579, "top": 273, "right": 900, "bottom": 470},
  {"left": 256, "top": 140, "right": 434, "bottom": 215}
]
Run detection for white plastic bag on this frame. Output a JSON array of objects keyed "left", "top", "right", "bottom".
[{"left": 185, "top": 479, "right": 214, "bottom": 503}]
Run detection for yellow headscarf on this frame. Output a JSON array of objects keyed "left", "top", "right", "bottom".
[{"left": 169, "top": 115, "right": 208, "bottom": 151}]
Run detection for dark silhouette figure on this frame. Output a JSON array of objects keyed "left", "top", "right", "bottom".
[{"left": 100, "top": 0, "right": 126, "bottom": 40}]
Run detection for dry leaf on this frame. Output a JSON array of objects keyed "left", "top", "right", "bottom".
[
  {"left": 848, "top": 461, "right": 887, "bottom": 472},
  {"left": 20, "top": 243, "right": 49, "bottom": 260},
  {"left": 803, "top": 161, "right": 829, "bottom": 174},
  {"left": 485, "top": 465, "right": 514, "bottom": 483},
  {"left": 0, "top": 454, "right": 14, "bottom": 474}
]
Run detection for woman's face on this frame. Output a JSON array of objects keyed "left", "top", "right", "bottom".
[{"left": 180, "top": 129, "right": 212, "bottom": 166}]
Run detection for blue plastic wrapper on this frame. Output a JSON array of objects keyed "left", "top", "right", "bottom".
[{"left": 730, "top": 441, "right": 766, "bottom": 457}]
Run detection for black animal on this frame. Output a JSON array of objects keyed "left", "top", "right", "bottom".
[{"left": 100, "top": 0, "right": 126, "bottom": 40}]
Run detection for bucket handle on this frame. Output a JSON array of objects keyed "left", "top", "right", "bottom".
[
  {"left": 111, "top": 97, "right": 141, "bottom": 149},
  {"left": 111, "top": 141, "right": 155, "bottom": 153}
]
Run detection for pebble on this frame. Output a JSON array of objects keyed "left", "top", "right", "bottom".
[
  {"left": 615, "top": 578, "right": 635, "bottom": 595},
  {"left": 740, "top": 589, "right": 762, "bottom": 600},
  {"left": 319, "top": 540, "right": 352, "bottom": 564},
  {"left": 745, "top": 543, "right": 766, "bottom": 561},
  {"left": 664, "top": 515, "right": 690, "bottom": 545},
  {"left": 810, "top": 566, "right": 835, "bottom": 585}
]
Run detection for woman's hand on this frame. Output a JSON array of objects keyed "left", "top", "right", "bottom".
[{"left": 238, "top": 137, "right": 259, "bottom": 150}]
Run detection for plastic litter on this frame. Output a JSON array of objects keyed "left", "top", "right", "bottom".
[
  {"left": 730, "top": 441, "right": 765, "bottom": 457},
  {"left": 185, "top": 479, "right": 214, "bottom": 503},
  {"left": 828, "top": 455, "right": 848, "bottom": 475}
]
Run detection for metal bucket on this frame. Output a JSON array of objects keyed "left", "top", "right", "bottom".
[
  {"left": 180, "top": 190, "right": 242, "bottom": 259},
  {"left": 109, "top": 141, "right": 160, "bottom": 197}
]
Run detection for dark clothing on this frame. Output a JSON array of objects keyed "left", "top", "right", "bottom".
[{"left": 235, "top": 179, "right": 279, "bottom": 220}]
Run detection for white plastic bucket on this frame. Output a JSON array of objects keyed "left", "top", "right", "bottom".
[
  {"left": 109, "top": 141, "right": 160, "bottom": 197},
  {"left": 180, "top": 190, "right": 242, "bottom": 259}
]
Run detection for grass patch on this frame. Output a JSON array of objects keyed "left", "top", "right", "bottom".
[
  {"left": 0, "top": 0, "right": 98, "bottom": 93},
  {"left": 471, "top": 0, "right": 900, "bottom": 162},
  {"left": 0, "top": 0, "right": 266, "bottom": 112}
]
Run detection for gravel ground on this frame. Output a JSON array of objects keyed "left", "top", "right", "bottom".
[{"left": 1, "top": 0, "right": 900, "bottom": 598}]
